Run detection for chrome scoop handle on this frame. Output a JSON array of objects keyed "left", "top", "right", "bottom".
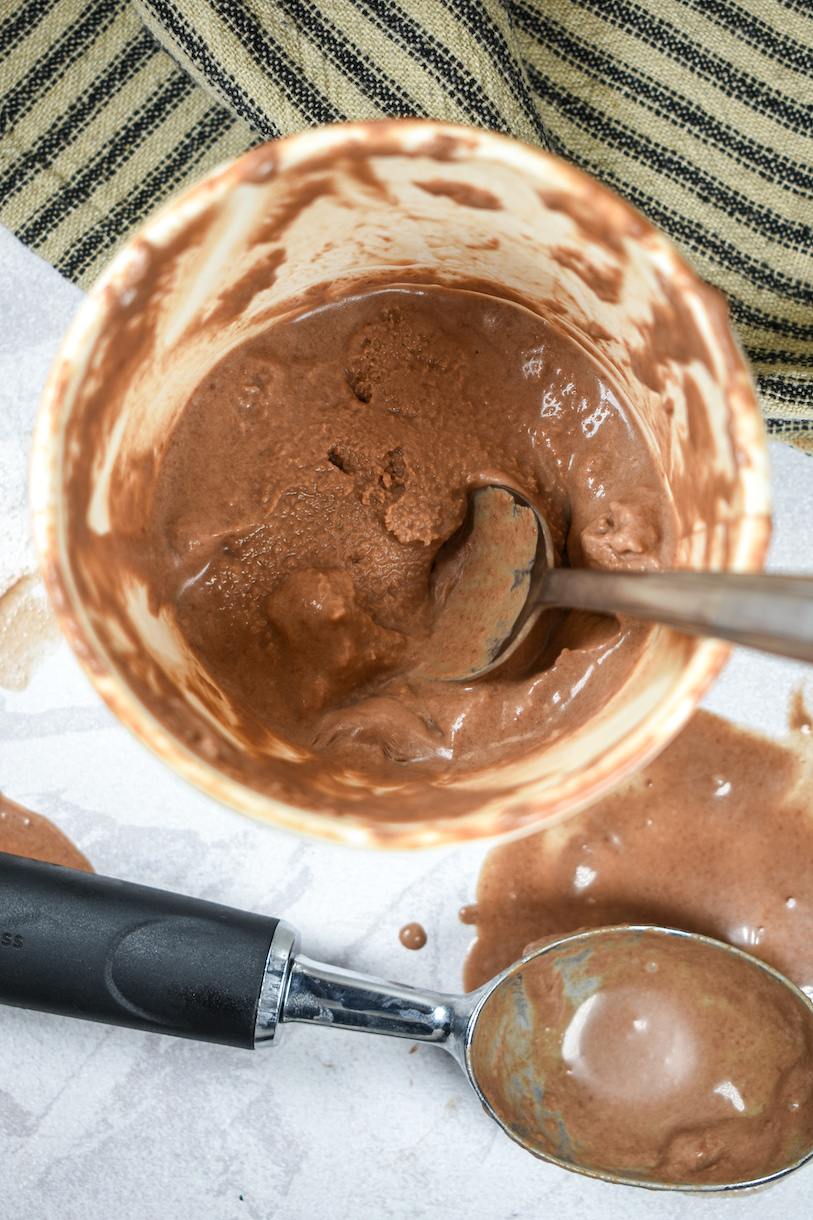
[{"left": 269, "top": 947, "right": 456, "bottom": 1044}]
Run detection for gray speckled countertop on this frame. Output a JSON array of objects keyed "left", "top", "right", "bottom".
[{"left": 2, "top": 224, "right": 812, "bottom": 1220}]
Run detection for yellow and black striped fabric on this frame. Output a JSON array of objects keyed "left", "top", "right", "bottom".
[{"left": 1, "top": 0, "right": 811, "bottom": 449}]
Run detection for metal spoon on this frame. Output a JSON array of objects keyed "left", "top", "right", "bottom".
[
  {"left": 3, "top": 853, "right": 813, "bottom": 1191},
  {"left": 422, "top": 486, "right": 813, "bottom": 681}
]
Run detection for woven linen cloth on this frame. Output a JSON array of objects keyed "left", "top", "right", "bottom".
[{"left": 1, "top": 1, "right": 811, "bottom": 450}]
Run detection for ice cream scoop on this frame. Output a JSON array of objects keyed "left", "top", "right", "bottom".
[
  {"left": 422, "top": 486, "right": 813, "bottom": 680},
  {"left": 2, "top": 854, "right": 813, "bottom": 1191}
]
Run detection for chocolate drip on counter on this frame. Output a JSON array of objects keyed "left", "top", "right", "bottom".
[
  {"left": 398, "top": 922, "right": 427, "bottom": 950},
  {"left": 0, "top": 573, "right": 61, "bottom": 692},
  {"left": 0, "top": 791, "right": 92, "bottom": 872}
]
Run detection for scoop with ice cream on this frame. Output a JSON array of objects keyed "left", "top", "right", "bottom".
[
  {"left": 469, "top": 926, "right": 813, "bottom": 1188},
  {"left": 2, "top": 853, "right": 813, "bottom": 1191}
]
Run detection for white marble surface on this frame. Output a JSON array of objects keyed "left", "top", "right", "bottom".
[{"left": 1, "top": 223, "right": 812, "bottom": 1219}]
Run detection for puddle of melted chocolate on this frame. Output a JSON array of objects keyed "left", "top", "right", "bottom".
[
  {"left": 0, "top": 792, "right": 92, "bottom": 872},
  {"left": 463, "top": 701, "right": 813, "bottom": 996}
]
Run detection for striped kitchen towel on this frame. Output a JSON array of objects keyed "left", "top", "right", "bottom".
[{"left": 1, "top": 0, "right": 811, "bottom": 449}]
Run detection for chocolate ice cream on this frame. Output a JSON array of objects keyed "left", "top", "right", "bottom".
[{"left": 132, "top": 282, "right": 676, "bottom": 811}]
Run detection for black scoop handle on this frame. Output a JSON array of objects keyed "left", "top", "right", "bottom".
[{"left": 0, "top": 853, "right": 278, "bottom": 1048}]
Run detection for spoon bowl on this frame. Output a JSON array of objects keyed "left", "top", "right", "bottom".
[{"left": 423, "top": 485, "right": 813, "bottom": 681}]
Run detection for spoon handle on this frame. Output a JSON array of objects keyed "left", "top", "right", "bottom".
[{"left": 544, "top": 569, "right": 813, "bottom": 663}]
